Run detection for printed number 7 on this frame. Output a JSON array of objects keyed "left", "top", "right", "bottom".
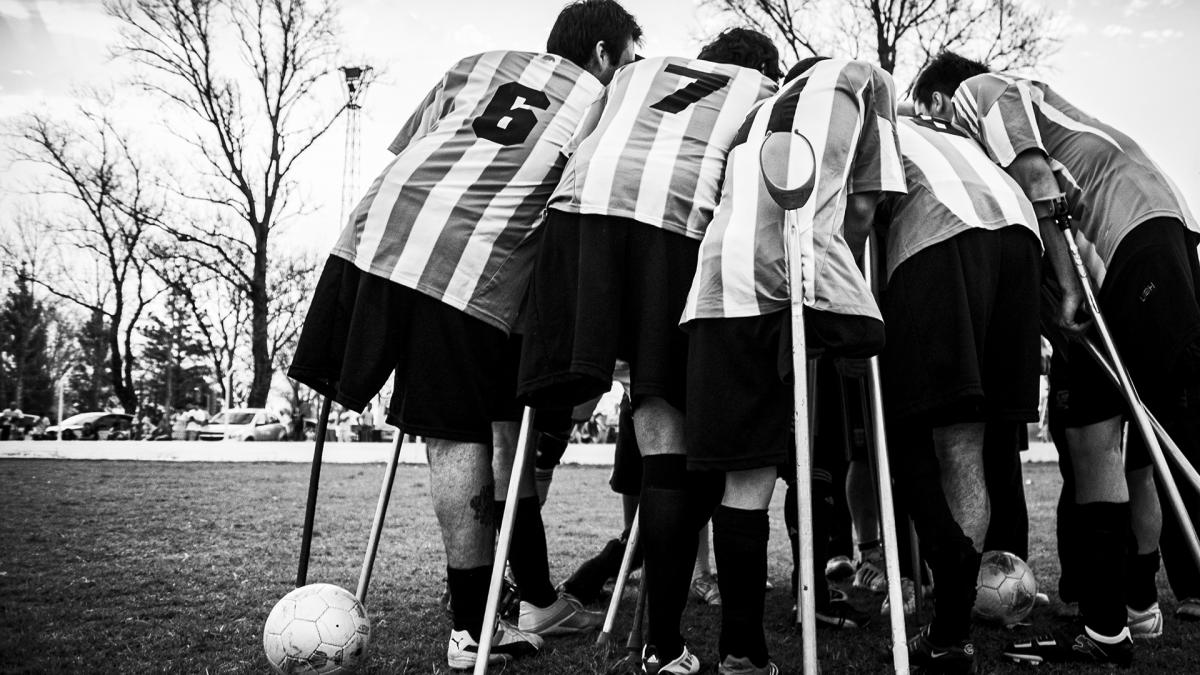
[
  {"left": 474, "top": 82, "right": 551, "bottom": 146},
  {"left": 649, "top": 64, "right": 732, "bottom": 114}
]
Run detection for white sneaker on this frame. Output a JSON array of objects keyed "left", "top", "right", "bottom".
[
  {"left": 718, "top": 654, "right": 780, "bottom": 674},
  {"left": 853, "top": 558, "right": 887, "bottom": 593},
  {"left": 825, "top": 554, "right": 855, "bottom": 582},
  {"left": 518, "top": 593, "right": 604, "bottom": 636},
  {"left": 1127, "top": 602, "right": 1163, "bottom": 639},
  {"left": 880, "top": 577, "right": 916, "bottom": 616},
  {"left": 446, "top": 620, "right": 542, "bottom": 669},
  {"left": 642, "top": 643, "right": 701, "bottom": 674}
]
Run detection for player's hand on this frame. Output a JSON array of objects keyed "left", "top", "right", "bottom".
[
  {"left": 834, "top": 358, "right": 869, "bottom": 379},
  {"left": 1057, "top": 289, "right": 1092, "bottom": 338}
]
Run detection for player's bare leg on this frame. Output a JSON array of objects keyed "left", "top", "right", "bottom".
[
  {"left": 932, "top": 422, "right": 990, "bottom": 551},
  {"left": 712, "top": 467, "right": 777, "bottom": 670}
]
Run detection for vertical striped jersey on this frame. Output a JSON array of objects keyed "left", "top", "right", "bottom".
[
  {"left": 881, "top": 115, "right": 1039, "bottom": 279},
  {"left": 680, "top": 58, "right": 906, "bottom": 325},
  {"left": 329, "top": 51, "right": 605, "bottom": 332},
  {"left": 952, "top": 73, "right": 1198, "bottom": 286},
  {"left": 548, "top": 56, "right": 777, "bottom": 240}
]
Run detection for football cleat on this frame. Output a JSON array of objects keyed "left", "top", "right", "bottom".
[
  {"left": 518, "top": 593, "right": 604, "bottom": 636},
  {"left": 1176, "top": 597, "right": 1200, "bottom": 621},
  {"left": 718, "top": 654, "right": 780, "bottom": 674},
  {"left": 1127, "top": 602, "right": 1163, "bottom": 639},
  {"left": 853, "top": 558, "right": 887, "bottom": 593},
  {"left": 642, "top": 643, "right": 701, "bottom": 674},
  {"left": 1003, "top": 628, "right": 1133, "bottom": 666},
  {"left": 907, "top": 624, "right": 977, "bottom": 674},
  {"left": 690, "top": 573, "right": 721, "bottom": 605},
  {"left": 824, "top": 554, "right": 855, "bottom": 582},
  {"left": 446, "top": 620, "right": 542, "bottom": 669}
]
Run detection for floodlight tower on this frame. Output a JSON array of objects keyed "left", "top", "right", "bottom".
[{"left": 340, "top": 65, "right": 373, "bottom": 225}]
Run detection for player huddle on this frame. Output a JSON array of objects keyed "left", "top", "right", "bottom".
[{"left": 288, "top": 0, "right": 1200, "bottom": 673}]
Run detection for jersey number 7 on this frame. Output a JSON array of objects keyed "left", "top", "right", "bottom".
[
  {"left": 650, "top": 64, "right": 732, "bottom": 115},
  {"left": 474, "top": 82, "right": 551, "bottom": 146}
]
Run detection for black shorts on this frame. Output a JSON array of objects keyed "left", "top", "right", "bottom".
[
  {"left": 685, "top": 309, "right": 885, "bottom": 472},
  {"left": 517, "top": 210, "right": 699, "bottom": 412},
  {"left": 881, "top": 226, "right": 1041, "bottom": 425},
  {"left": 288, "top": 256, "right": 521, "bottom": 444},
  {"left": 1055, "top": 218, "right": 1200, "bottom": 428}
]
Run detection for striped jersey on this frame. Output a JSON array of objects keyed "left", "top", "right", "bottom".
[
  {"left": 548, "top": 56, "right": 777, "bottom": 240},
  {"left": 330, "top": 51, "right": 605, "bottom": 332},
  {"left": 882, "top": 115, "right": 1039, "bottom": 279},
  {"left": 952, "top": 73, "right": 1198, "bottom": 286},
  {"left": 681, "top": 58, "right": 906, "bottom": 325}
]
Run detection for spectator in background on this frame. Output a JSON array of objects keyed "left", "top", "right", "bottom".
[
  {"left": 358, "top": 402, "right": 375, "bottom": 442},
  {"left": 1, "top": 402, "right": 23, "bottom": 441}
]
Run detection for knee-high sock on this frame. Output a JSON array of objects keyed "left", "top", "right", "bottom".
[
  {"left": 641, "top": 455, "right": 699, "bottom": 661},
  {"left": 495, "top": 496, "right": 557, "bottom": 607},
  {"left": 713, "top": 505, "right": 770, "bottom": 667},
  {"left": 1126, "top": 545, "right": 1160, "bottom": 612},
  {"left": 1077, "top": 501, "right": 1131, "bottom": 636},
  {"left": 447, "top": 565, "right": 491, "bottom": 640}
]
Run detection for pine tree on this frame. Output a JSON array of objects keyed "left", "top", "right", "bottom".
[
  {"left": 139, "top": 291, "right": 212, "bottom": 411},
  {"left": 69, "top": 309, "right": 112, "bottom": 413},
  {"left": 0, "top": 270, "right": 55, "bottom": 413}
]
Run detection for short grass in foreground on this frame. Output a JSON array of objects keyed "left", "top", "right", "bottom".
[{"left": 1, "top": 459, "right": 1198, "bottom": 673}]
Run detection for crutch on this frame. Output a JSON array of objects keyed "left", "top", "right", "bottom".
[
  {"left": 860, "top": 233, "right": 910, "bottom": 674},
  {"left": 1077, "top": 337, "right": 1200, "bottom": 569},
  {"left": 598, "top": 507, "right": 641, "bottom": 646},
  {"left": 296, "top": 396, "right": 334, "bottom": 587},
  {"left": 760, "top": 129, "right": 820, "bottom": 675},
  {"left": 475, "top": 407, "right": 537, "bottom": 674},
  {"left": 625, "top": 572, "right": 649, "bottom": 653},
  {"left": 356, "top": 431, "right": 404, "bottom": 603}
]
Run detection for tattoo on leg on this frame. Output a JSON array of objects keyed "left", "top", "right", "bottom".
[{"left": 470, "top": 482, "right": 495, "bottom": 527}]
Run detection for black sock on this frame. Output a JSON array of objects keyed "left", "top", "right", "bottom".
[
  {"left": 641, "top": 455, "right": 697, "bottom": 661},
  {"left": 713, "top": 505, "right": 770, "bottom": 666},
  {"left": 496, "top": 496, "right": 557, "bottom": 607},
  {"left": 447, "top": 565, "right": 491, "bottom": 640},
  {"left": 784, "top": 480, "right": 799, "bottom": 594},
  {"left": 1126, "top": 546, "right": 1160, "bottom": 612},
  {"left": 1078, "top": 501, "right": 1131, "bottom": 636}
]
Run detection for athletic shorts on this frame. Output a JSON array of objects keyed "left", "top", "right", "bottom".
[
  {"left": 517, "top": 210, "right": 699, "bottom": 412},
  {"left": 881, "top": 226, "right": 1041, "bottom": 426},
  {"left": 288, "top": 255, "right": 522, "bottom": 444},
  {"left": 609, "top": 395, "right": 642, "bottom": 496},
  {"left": 1055, "top": 218, "right": 1200, "bottom": 429},
  {"left": 686, "top": 309, "right": 885, "bottom": 472}
]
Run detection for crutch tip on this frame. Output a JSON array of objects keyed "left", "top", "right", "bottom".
[{"left": 596, "top": 631, "right": 616, "bottom": 648}]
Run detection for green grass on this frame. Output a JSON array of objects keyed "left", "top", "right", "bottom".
[{"left": 0, "top": 460, "right": 1197, "bottom": 673}]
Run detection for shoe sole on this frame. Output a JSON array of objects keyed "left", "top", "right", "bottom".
[
  {"left": 447, "top": 652, "right": 509, "bottom": 670},
  {"left": 1004, "top": 653, "right": 1044, "bottom": 666}
]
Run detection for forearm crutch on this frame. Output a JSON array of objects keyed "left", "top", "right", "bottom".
[
  {"left": 475, "top": 407, "right": 537, "bottom": 674},
  {"left": 598, "top": 507, "right": 641, "bottom": 646},
  {"left": 296, "top": 396, "right": 334, "bottom": 587},
  {"left": 861, "top": 234, "right": 910, "bottom": 674},
  {"left": 356, "top": 431, "right": 404, "bottom": 603},
  {"left": 1078, "top": 337, "right": 1200, "bottom": 568},
  {"left": 625, "top": 571, "right": 649, "bottom": 653},
  {"left": 1057, "top": 226, "right": 1200, "bottom": 572}
]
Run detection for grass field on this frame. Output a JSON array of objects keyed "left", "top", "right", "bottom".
[{"left": 1, "top": 459, "right": 1197, "bottom": 674}]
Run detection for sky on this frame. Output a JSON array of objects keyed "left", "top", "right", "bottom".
[{"left": 1, "top": 0, "right": 1198, "bottom": 255}]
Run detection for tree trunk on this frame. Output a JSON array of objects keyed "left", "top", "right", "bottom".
[{"left": 248, "top": 233, "right": 272, "bottom": 407}]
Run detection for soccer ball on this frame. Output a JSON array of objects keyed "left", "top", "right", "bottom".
[
  {"left": 263, "top": 583, "right": 371, "bottom": 674},
  {"left": 974, "top": 550, "right": 1038, "bottom": 626}
]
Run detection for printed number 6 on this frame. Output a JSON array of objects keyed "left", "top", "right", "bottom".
[{"left": 473, "top": 82, "right": 551, "bottom": 146}]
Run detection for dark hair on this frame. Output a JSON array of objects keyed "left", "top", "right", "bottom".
[
  {"left": 547, "top": 0, "right": 643, "bottom": 69},
  {"left": 697, "top": 28, "right": 783, "bottom": 81},
  {"left": 783, "top": 56, "right": 829, "bottom": 84},
  {"left": 912, "top": 51, "right": 989, "bottom": 107}
]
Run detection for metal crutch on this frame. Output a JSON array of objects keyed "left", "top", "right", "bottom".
[
  {"left": 355, "top": 431, "right": 404, "bottom": 603},
  {"left": 296, "top": 396, "right": 333, "bottom": 587},
  {"left": 598, "top": 507, "right": 641, "bottom": 646},
  {"left": 861, "top": 233, "right": 910, "bottom": 674},
  {"left": 760, "top": 128, "right": 820, "bottom": 675},
  {"left": 474, "top": 407, "right": 538, "bottom": 674},
  {"left": 1056, "top": 224, "right": 1200, "bottom": 572}
]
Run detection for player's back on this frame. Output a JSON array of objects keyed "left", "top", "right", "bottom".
[
  {"left": 550, "top": 56, "right": 777, "bottom": 239},
  {"left": 333, "top": 50, "right": 604, "bottom": 331}
]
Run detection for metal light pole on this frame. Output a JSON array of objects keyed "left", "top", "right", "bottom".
[{"left": 340, "top": 65, "right": 373, "bottom": 225}]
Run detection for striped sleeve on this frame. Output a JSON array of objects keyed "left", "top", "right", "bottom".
[
  {"left": 953, "top": 74, "right": 1046, "bottom": 168},
  {"left": 387, "top": 78, "right": 446, "bottom": 156},
  {"left": 848, "top": 66, "right": 906, "bottom": 195}
]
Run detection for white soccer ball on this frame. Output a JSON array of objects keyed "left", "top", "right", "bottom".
[
  {"left": 974, "top": 550, "right": 1038, "bottom": 626},
  {"left": 263, "top": 583, "right": 371, "bottom": 674}
]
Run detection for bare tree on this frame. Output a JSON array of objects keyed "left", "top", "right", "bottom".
[
  {"left": 8, "top": 108, "right": 164, "bottom": 413},
  {"left": 706, "top": 0, "right": 1060, "bottom": 78},
  {"left": 108, "top": 0, "right": 354, "bottom": 406}
]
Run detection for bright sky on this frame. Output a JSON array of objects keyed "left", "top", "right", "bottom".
[{"left": 2, "top": 0, "right": 1198, "bottom": 254}]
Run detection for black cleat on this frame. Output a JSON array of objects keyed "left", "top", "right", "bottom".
[
  {"left": 907, "top": 625, "right": 977, "bottom": 674},
  {"left": 1003, "top": 629, "right": 1133, "bottom": 667}
]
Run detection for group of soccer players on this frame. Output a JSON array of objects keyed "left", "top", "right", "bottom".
[{"left": 288, "top": 0, "right": 1200, "bottom": 672}]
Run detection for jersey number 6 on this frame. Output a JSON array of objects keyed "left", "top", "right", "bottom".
[
  {"left": 650, "top": 64, "right": 732, "bottom": 115},
  {"left": 473, "top": 82, "right": 551, "bottom": 146}
]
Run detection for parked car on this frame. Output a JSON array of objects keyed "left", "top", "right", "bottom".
[
  {"left": 198, "top": 408, "right": 288, "bottom": 441},
  {"left": 44, "top": 412, "right": 135, "bottom": 440}
]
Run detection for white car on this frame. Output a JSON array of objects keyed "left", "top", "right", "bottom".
[{"left": 198, "top": 408, "right": 288, "bottom": 441}]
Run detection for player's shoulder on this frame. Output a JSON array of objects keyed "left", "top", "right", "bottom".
[
  {"left": 452, "top": 50, "right": 600, "bottom": 89},
  {"left": 901, "top": 114, "right": 968, "bottom": 139},
  {"left": 957, "top": 71, "right": 1027, "bottom": 102}
]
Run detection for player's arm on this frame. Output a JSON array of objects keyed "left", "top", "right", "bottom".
[{"left": 844, "top": 65, "right": 907, "bottom": 258}]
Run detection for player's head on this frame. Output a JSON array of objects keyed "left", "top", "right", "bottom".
[
  {"left": 912, "top": 51, "right": 989, "bottom": 120},
  {"left": 696, "top": 28, "right": 783, "bottom": 81},
  {"left": 547, "top": 0, "right": 643, "bottom": 85},
  {"left": 783, "top": 56, "right": 829, "bottom": 84}
]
